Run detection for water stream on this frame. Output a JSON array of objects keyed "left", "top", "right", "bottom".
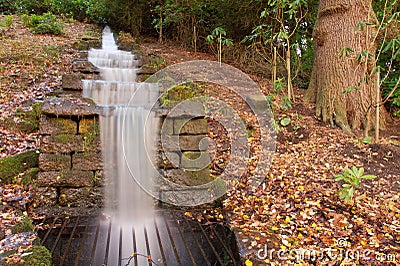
[{"left": 83, "top": 26, "right": 159, "bottom": 265}]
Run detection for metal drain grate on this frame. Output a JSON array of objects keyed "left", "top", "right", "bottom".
[{"left": 36, "top": 210, "right": 241, "bottom": 266}]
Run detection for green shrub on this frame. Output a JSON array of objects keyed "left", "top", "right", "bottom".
[
  {"left": 0, "top": 15, "right": 13, "bottom": 27},
  {"left": 21, "top": 12, "right": 63, "bottom": 35},
  {"left": 32, "top": 22, "right": 62, "bottom": 35},
  {"left": 335, "top": 166, "right": 376, "bottom": 204}
]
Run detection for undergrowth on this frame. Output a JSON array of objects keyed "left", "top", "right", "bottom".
[{"left": 21, "top": 12, "right": 63, "bottom": 35}]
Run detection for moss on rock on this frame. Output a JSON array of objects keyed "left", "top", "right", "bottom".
[
  {"left": 15, "top": 102, "right": 43, "bottom": 134},
  {"left": 19, "top": 245, "right": 52, "bottom": 266},
  {"left": 20, "top": 168, "right": 39, "bottom": 186},
  {"left": 11, "top": 216, "right": 34, "bottom": 234},
  {"left": 0, "top": 150, "right": 39, "bottom": 184}
]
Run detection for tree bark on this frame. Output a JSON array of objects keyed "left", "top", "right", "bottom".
[{"left": 305, "top": 0, "right": 387, "bottom": 133}]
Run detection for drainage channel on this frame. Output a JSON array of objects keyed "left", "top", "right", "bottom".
[{"left": 36, "top": 209, "right": 241, "bottom": 266}]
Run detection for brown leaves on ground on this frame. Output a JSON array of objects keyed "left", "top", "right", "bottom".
[
  {"left": 0, "top": 184, "right": 40, "bottom": 264},
  {"left": 224, "top": 120, "right": 399, "bottom": 264}
]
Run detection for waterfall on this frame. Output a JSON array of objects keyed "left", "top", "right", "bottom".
[{"left": 83, "top": 26, "right": 159, "bottom": 265}]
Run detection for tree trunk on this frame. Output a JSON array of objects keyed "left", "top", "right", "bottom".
[
  {"left": 286, "top": 45, "right": 294, "bottom": 102},
  {"left": 159, "top": 10, "right": 163, "bottom": 43},
  {"left": 304, "top": 0, "right": 387, "bottom": 133},
  {"left": 272, "top": 46, "right": 277, "bottom": 86}
]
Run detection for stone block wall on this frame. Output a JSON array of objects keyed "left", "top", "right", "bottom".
[
  {"left": 158, "top": 108, "right": 212, "bottom": 189},
  {"left": 35, "top": 53, "right": 103, "bottom": 211}
]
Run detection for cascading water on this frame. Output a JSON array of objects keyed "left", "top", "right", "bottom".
[{"left": 83, "top": 26, "right": 159, "bottom": 265}]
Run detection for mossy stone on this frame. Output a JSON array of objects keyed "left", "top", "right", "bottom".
[
  {"left": 15, "top": 102, "right": 43, "bottom": 134},
  {"left": 39, "top": 117, "right": 77, "bottom": 135},
  {"left": 79, "top": 118, "right": 99, "bottom": 135},
  {"left": 21, "top": 245, "right": 52, "bottom": 266},
  {"left": 0, "top": 150, "right": 39, "bottom": 183},
  {"left": 185, "top": 168, "right": 212, "bottom": 186},
  {"left": 11, "top": 216, "right": 34, "bottom": 234},
  {"left": 20, "top": 167, "right": 39, "bottom": 185}
]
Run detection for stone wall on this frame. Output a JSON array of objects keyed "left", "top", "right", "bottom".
[
  {"left": 35, "top": 53, "right": 103, "bottom": 213},
  {"left": 157, "top": 102, "right": 213, "bottom": 205}
]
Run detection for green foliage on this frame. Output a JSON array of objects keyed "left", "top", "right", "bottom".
[
  {"left": 22, "top": 12, "right": 63, "bottom": 35},
  {"left": 81, "top": 119, "right": 100, "bottom": 154},
  {"left": 47, "top": 0, "right": 108, "bottom": 23},
  {"left": 206, "top": 27, "right": 233, "bottom": 62},
  {"left": 273, "top": 77, "right": 286, "bottom": 93},
  {"left": 379, "top": 35, "right": 400, "bottom": 117},
  {"left": 20, "top": 167, "right": 39, "bottom": 186},
  {"left": 0, "top": 150, "right": 39, "bottom": 184},
  {"left": 4, "top": 0, "right": 107, "bottom": 24},
  {"left": 0, "top": 15, "right": 13, "bottom": 27},
  {"left": 362, "top": 137, "right": 373, "bottom": 144},
  {"left": 6, "top": 0, "right": 52, "bottom": 15},
  {"left": 142, "top": 54, "right": 167, "bottom": 72},
  {"left": 335, "top": 166, "right": 376, "bottom": 204},
  {"left": 281, "top": 95, "right": 293, "bottom": 110},
  {"left": 242, "top": 0, "right": 316, "bottom": 87},
  {"left": 280, "top": 117, "right": 291, "bottom": 127},
  {"left": 205, "top": 27, "right": 233, "bottom": 47},
  {"left": 102, "top": 0, "right": 150, "bottom": 36},
  {"left": 32, "top": 21, "right": 62, "bottom": 35}
]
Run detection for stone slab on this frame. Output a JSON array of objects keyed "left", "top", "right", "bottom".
[
  {"left": 160, "top": 118, "right": 174, "bottom": 135},
  {"left": 41, "top": 134, "right": 85, "bottom": 153},
  {"left": 39, "top": 116, "right": 77, "bottom": 135},
  {"left": 246, "top": 95, "right": 270, "bottom": 112},
  {"left": 93, "top": 170, "right": 104, "bottom": 186},
  {"left": 33, "top": 187, "right": 57, "bottom": 207},
  {"left": 181, "top": 151, "right": 211, "bottom": 170},
  {"left": 79, "top": 118, "right": 99, "bottom": 135},
  {"left": 166, "top": 101, "right": 205, "bottom": 118},
  {"left": 39, "top": 153, "right": 71, "bottom": 171},
  {"left": 173, "top": 118, "right": 208, "bottom": 135},
  {"left": 62, "top": 73, "right": 83, "bottom": 90},
  {"left": 161, "top": 135, "right": 208, "bottom": 152},
  {"left": 72, "top": 59, "right": 99, "bottom": 73},
  {"left": 37, "top": 170, "right": 94, "bottom": 187},
  {"left": 41, "top": 97, "right": 100, "bottom": 117},
  {"left": 72, "top": 153, "right": 103, "bottom": 171},
  {"left": 162, "top": 168, "right": 211, "bottom": 186}
]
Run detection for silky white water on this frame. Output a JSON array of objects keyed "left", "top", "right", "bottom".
[{"left": 83, "top": 26, "right": 159, "bottom": 265}]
